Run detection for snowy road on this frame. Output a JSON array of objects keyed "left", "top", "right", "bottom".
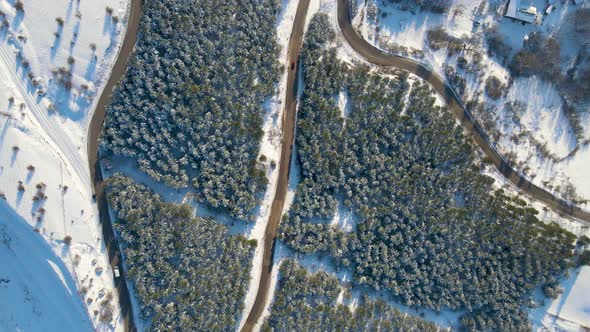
[{"left": 240, "top": 0, "right": 311, "bottom": 331}]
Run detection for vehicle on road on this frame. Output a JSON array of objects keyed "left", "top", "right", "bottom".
[{"left": 114, "top": 266, "right": 120, "bottom": 278}]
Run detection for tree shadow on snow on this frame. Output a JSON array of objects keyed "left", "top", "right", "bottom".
[
  {"left": 11, "top": 10, "right": 24, "bottom": 31},
  {"left": 51, "top": 25, "right": 65, "bottom": 60},
  {"left": 84, "top": 54, "right": 98, "bottom": 81},
  {"left": 0, "top": 119, "right": 11, "bottom": 151}
]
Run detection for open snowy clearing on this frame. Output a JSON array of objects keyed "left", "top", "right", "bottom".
[{"left": 0, "top": 0, "right": 129, "bottom": 330}]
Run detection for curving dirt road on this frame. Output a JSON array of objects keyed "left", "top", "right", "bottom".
[
  {"left": 87, "top": 0, "right": 143, "bottom": 331},
  {"left": 337, "top": 0, "right": 590, "bottom": 224},
  {"left": 240, "top": 1, "right": 311, "bottom": 331}
]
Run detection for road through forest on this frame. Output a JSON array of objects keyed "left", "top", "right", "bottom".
[
  {"left": 240, "top": 0, "right": 310, "bottom": 331},
  {"left": 337, "top": 0, "right": 590, "bottom": 224},
  {"left": 87, "top": 0, "right": 143, "bottom": 331}
]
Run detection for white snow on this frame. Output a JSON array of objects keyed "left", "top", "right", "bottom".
[
  {"left": 0, "top": 0, "right": 129, "bottom": 330},
  {"left": 528, "top": 266, "right": 590, "bottom": 332},
  {"left": 330, "top": 198, "right": 358, "bottom": 232},
  {"left": 564, "top": 144, "right": 590, "bottom": 200},
  {"left": 0, "top": 200, "right": 94, "bottom": 332},
  {"left": 507, "top": 76, "right": 576, "bottom": 157},
  {"left": 337, "top": 89, "right": 352, "bottom": 120},
  {"left": 547, "top": 267, "right": 590, "bottom": 327}
]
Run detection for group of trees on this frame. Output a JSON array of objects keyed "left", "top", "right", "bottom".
[
  {"left": 279, "top": 14, "right": 577, "bottom": 331},
  {"left": 562, "top": 9, "right": 590, "bottom": 102},
  {"left": 102, "top": 0, "right": 281, "bottom": 220},
  {"left": 106, "top": 175, "right": 255, "bottom": 331},
  {"left": 426, "top": 27, "right": 465, "bottom": 55},
  {"left": 484, "top": 27, "right": 512, "bottom": 64},
  {"left": 386, "top": 0, "right": 452, "bottom": 13},
  {"left": 263, "top": 259, "right": 438, "bottom": 331},
  {"left": 509, "top": 32, "right": 561, "bottom": 82}
]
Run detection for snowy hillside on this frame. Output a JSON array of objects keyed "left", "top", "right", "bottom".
[
  {"left": 0, "top": 201, "right": 93, "bottom": 332},
  {"left": 0, "top": 0, "right": 129, "bottom": 330}
]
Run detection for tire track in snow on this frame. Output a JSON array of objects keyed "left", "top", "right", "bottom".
[{"left": 0, "top": 44, "right": 90, "bottom": 190}]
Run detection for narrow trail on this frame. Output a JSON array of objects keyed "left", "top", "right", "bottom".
[
  {"left": 337, "top": 0, "right": 590, "bottom": 224},
  {"left": 240, "top": 0, "right": 310, "bottom": 331}
]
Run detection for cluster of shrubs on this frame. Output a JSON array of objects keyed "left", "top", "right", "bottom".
[
  {"left": 102, "top": 0, "right": 281, "bottom": 220},
  {"left": 387, "top": 0, "right": 452, "bottom": 13},
  {"left": 263, "top": 259, "right": 438, "bottom": 332},
  {"left": 279, "top": 14, "right": 577, "bottom": 331},
  {"left": 443, "top": 64, "right": 467, "bottom": 97},
  {"left": 106, "top": 175, "right": 255, "bottom": 331},
  {"left": 484, "top": 75, "right": 505, "bottom": 100},
  {"left": 426, "top": 27, "right": 464, "bottom": 55}
]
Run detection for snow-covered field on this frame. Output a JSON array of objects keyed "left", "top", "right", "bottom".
[
  {"left": 351, "top": 0, "right": 590, "bottom": 208},
  {"left": 0, "top": 0, "right": 129, "bottom": 330},
  {"left": 0, "top": 200, "right": 93, "bottom": 332},
  {"left": 546, "top": 266, "right": 590, "bottom": 329}
]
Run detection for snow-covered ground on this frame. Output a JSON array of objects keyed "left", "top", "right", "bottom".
[
  {"left": 351, "top": 0, "right": 590, "bottom": 208},
  {"left": 545, "top": 266, "right": 590, "bottom": 330},
  {"left": 0, "top": 0, "right": 129, "bottom": 330},
  {"left": 0, "top": 200, "right": 93, "bottom": 332}
]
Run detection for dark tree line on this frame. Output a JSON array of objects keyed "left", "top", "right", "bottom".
[
  {"left": 279, "top": 13, "right": 577, "bottom": 331},
  {"left": 106, "top": 175, "right": 256, "bottom": 331},
  {"left": 263, "top": 259, "right": 438, "bottom": 332},
  {"left": 102, "top": 0, "right": 281, "bottom": 220}
]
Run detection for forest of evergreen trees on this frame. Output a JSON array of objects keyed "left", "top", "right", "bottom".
[
  {"left": 106, "top": 175, "right": 255, "bottom": 331},
  {"left": 263, "top": 259, "right": 438, "bottom": 332},
  {"left": 101, "top": 0, "right": 281, "bottom": 220},
  {"left": 278, "top": 14, "right": 577, "bottom": 331}
]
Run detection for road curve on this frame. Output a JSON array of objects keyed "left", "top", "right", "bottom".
[
  {"left": 86, "top": 0, "right": 143, "bottom": 331},
  {"left": 337, "top": 0, "right": 590, "bottom": 224},
  {"left": 240, "top": 0, "right": 311, "bottom": 331}
]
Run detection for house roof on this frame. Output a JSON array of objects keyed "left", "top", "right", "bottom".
[{"left": 505, "top": 0, "right": 537, "bottom": 23}]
